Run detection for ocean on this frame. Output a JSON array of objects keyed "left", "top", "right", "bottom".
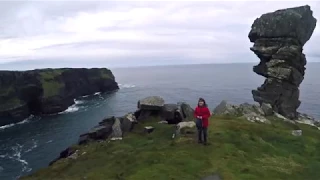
[{"left": 0, "top": 63, "right": 319, "bottom": 180}]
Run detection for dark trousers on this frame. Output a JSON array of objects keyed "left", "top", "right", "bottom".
[{"left": 196, "top": 119, "right": 207, "bottom": 142}]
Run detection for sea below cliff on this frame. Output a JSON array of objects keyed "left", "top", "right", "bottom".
[{"left": 0, "top": 63, "right": 320, "bottom": 180}]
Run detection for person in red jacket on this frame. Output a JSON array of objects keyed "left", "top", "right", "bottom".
[{"left": 194, "top": 98, "right": 211, "bottom": 145}]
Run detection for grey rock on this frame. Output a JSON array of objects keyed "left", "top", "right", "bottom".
[
  {"left": 239, "top": 103, "right": 264, "bottom": 115},
  {"left": 249, "top": 5, "right": 317, "bottom": 119},
  {"left": 292, "top": 130, "right": 302, "bottom": 136},
  {"left": 249, "top": 5, "right": 317, "bottom": 45},
  {"left": 296, "top": 113, "right": 320, "bottom": 129},
  {"left": 178, "top": 102, "right": 194, "bottom": 120},
  {"left": 121, "top": 113, "right": 137, "bottom": 132},
  {"left": 138, "top": 96, "right": 164, "bottom": 110},
  {"left": 111, "top": 118, "right": 123, "bottom": 140},
  {"left": 242, "top": 112, "right": 269, "bottom": 123},
  {"left": 160, "top": 104, "right": 183, "bottom": 124},
  {"left": 144, "top": 126, "right": 155, "bottom": 134},
  {"left": 78, "top": 117, "right": 114, "bottom": 145},
  {"left": 261, "top": 103, "right": 273, "bottom": 116},
  {"left": 213, "top": 100, "right": 239, "bottom": 115},
  {"left": 158, "top": 120, "right": 168, "bottom": 124}
]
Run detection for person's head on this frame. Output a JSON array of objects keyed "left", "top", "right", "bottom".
[{"left": 198, "top": 98, "right": 207, "bottom": 107}]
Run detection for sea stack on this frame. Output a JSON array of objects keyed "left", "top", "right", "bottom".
[{"left": 249, "top": 5, "right": 317, "bottom": 119}]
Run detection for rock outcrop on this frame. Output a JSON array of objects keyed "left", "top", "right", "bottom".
[
  {"left": 249, "top": 5, "right": 317, "bottom": 119},
  {"left": 50, "top": 96, "right": 194, "bottom": 165},
  {"left": 213, "top": 100, "right": 270, "bottom": 123},
  {"left": 0, "top": 68, "right": 119, "bottom": 126},
  {"left": 135, "top": 96, "right": 194, "bottom": 123}
]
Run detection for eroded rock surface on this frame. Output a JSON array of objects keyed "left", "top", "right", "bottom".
[{"left": 249, "top": 5, "right": 317, "bottom": 119}]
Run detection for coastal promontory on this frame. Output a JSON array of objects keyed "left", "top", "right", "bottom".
[{"left": 0, "top": 68, "right": 119, "bottom": 126}]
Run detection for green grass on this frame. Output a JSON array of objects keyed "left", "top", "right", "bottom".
[
  {"left": 0, "top": 98, "right": 22, "bottom": 110},
  {"left": 21, "top": 116, "right": 320, "bottom": 180},
  {"left": 39, "top": 70, "right": 65, "bottom": 97},
  {"left": 0, "top": 86, "right": 14, "bottom": 96}
]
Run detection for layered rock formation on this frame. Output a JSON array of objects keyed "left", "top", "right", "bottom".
[
  {"left": 0, "top": 68, "right": 119, "bottom": 126},
  {"left": 249, "top": 5, "right": 317, "bottom": 119}
]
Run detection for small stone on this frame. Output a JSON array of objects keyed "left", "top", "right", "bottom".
[
  {"left": 158, "top": 120, "right": 168, "bottom": 124},
  {"left": 292, "top": 130, "right": 302, "bottom": 136},
  {"left": 144, "top": 126, "right": 155, "bottom": 134}
]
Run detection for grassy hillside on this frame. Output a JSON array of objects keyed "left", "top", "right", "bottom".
[{"left": 21, "top": 115, "right": 320, "bottom": 180}]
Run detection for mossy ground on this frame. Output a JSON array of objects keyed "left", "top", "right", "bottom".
[
  {"left": 39, "top": 70, "right": 65, "bottom": 97},
  {"left": 21, "top": 116, "right": 320, "bottom": 180}
]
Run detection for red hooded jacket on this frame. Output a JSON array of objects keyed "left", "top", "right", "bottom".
[{"left": 194, "top": 106, "right": 211, "bottom": 128}]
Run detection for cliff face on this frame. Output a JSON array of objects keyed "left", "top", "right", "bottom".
[
  {"left": 0, "top": 68, "right": 119, "bottom": 126},
  {"left": 249, "top": 5, "right": 317, "bottom": 119}
]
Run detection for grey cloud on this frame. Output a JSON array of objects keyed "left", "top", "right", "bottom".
[{"left": 0, "top": 1, "right": 319, "bottom": 66}]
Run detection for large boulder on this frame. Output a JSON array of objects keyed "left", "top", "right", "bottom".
[
  {"left": 138, "top": 96, "right": 164, "bottom": 110},
  {"left": 213, "top": 100, "right": 239, "bottom": 115},
  {"left": 78, "top": 117, "right": 115, "bottom": 145},
  {"left": 120, "top": 113, "right": 138, "bottom": 132},
  {"left": 178, "top": 102, "right": 194, "bottom": 120},
  {"left": 160, "top": 104, "right": 183, "bottom": 124},
  {"left": 49, "top": 147, "right": 76, "bottom": 166},
  {"left": 111, "top": 118, "right": 123, "bottom": 140},
  {"left": 213, "top": 100, "right": 269, "bottom": 123},
  {"left": 249, "top": 5, "right": 317, "bottom": 119}
]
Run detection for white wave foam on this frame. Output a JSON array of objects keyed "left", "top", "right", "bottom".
[
  {"left": 11, "top": 143, "right": 30, "bottom": 172},
  {"left": 46, "top": 140, "right": 53, "bottom": 143},
  {"left": 94, "top": 92, "right": 101, "bottom": 95},
  {"left": 0, "top": 115, "right": 33, "bottom": 130},
  {"left": 81, "top": 94, "right": 90, "bottom": 97},
  {"left": 0, "top": 123, "right": 15, "bottom": 130},
  {"left": 119, "top": 84, "right": 136, "bottom": 89},
  {"left": 75, "top": 99, "right": 84, "bottom": 105},
  {"left": 25, "top": 139, "right": 38, "bottom": 153},
  {"left": 63, "top": 105, "right": 79, "bottom": 113}
]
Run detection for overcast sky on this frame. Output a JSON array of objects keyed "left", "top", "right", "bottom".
[{"left": 0, "top": 0, "right": 319, "bottom": 69}]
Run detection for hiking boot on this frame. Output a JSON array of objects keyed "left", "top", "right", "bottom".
[
  {"left": 198, "top": 140, "right": 203, "bottom": 144},
  {"left": 203, "top": 142, "right": 209, "bottom": 146}
]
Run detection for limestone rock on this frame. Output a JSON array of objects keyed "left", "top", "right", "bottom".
[
  {"left": 292, "top": 130, "right": 302, "bottom": 136},
  {"left": 144, "top": 126, "right": 155, "bottom": 134},
  {"left": 178, "top": 102, "right": 194, "bottom": 120},
  {"left": 242, "top": 112, "right": 268, "bottom": 123},
  {"left": 138, "top": 96, "right": 164, "bottom": 110},
  {"left": 296, "top": 113, "right": 320, "bottom": 129},
  {"left": 249, "top": 5, "right": 317, "bottom": 119},
  {"left": 78, "top": 116, "right": 115, "bottom": 145},
  {"left": 213, "top": 100, "right": 239, "bottom": 115},
  {"left": 239, "top": 103, "right": 264, "bottom": 115},
  {"left": 249, "top": 5, "right": 317, "bottom": 45},
  {"left": 261, "top": 103, "right": 273, "bottom": 116},
  {"left": 160, "top": 104, "right": 183, "bottom": 124},
  {"left": 121, "top": 113, "right": 137, "bottom": 132},
  {"left": 111, "top": 118, "right": 123, "bottom": 140}
]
